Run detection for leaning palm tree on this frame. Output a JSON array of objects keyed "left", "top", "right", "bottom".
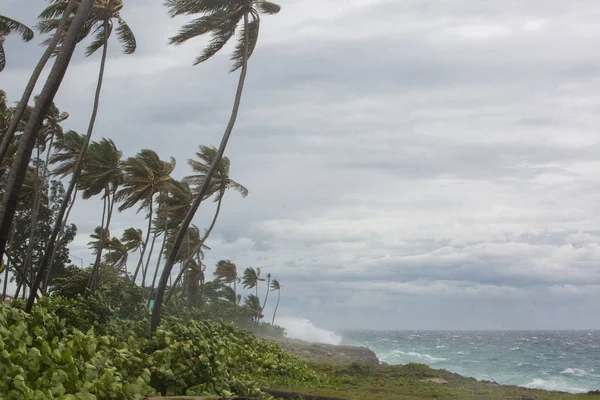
[
  {"left": 0, "top": 14, "right": 34, "bottom": 72},
  {"left": 79, "top": 137, "right": 123, "bottom": 290},
  {"left": 152, "top": 0, "right": 281, "bottom": 331},
  {"left": 242, "top": 266, "right": 264, "bottom": 298},
  {"left": 25, "top": 0, "right": 136, "bottom": 311},
  {"left": 262, "top": 272, "right": 271, "bottom": 310},
  {"left": 0, "top": 0, "right": 95, "bottom": 279},
  {"left": 270, "top": 278, "right": 281, "bottom": 325},
  {"left": 214, "top": 260, "right": 239, "bottom": 299},
  {"left": 116, "top": 150, "right": 175, "bottom": 286},
  {"left": 0, "top": 1, "right": 77, "bottom": 170},
  {"left": 120, "top": 227, "right": 143, "bottom": 277},
  {"left": 104, "top": 237, "right": 128, "bottom": 272}
]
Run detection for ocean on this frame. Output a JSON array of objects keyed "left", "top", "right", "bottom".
[{"left": 341, "top": 330, "right": 600, "bottom": 394}]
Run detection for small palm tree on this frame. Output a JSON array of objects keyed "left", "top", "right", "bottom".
[
  {"left": 214, "top": 260, "right": 239, "bottom": 299},
  {"left": 0, "top": 14, "right": 34, "bottom": 72},
  {"left": 104, "top": 237, "right": 128, "bottom": 271},
  {"left": 116, "top": 149, "right": 175, "bottom": 286},
  {"left": 120, "top": 227, "right": 143, "bottom": 277},
  {"left": 244, "top": 294, "right": 263, "bottom": 322},
  {"left": 242, "top": 266, "right": 264, "bottom": 298},
  {"left": 270, "top": 278, "right": 281, "bottom": 325},
  {"left": 151, "top": 0, "right": 281, "bottom": 331},
  {"left": 262, "top": 272, "right": 271, "bottom": 310}
]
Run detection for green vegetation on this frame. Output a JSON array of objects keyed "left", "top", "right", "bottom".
[
  {"left": 272, "top": 362, "right": 593, "bottom": 400},
  {"left": 0, "top": 300, "right": 316, "bottom": 399}
]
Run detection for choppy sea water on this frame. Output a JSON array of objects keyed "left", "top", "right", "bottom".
[{"left": 341, "top": 330, "right": 600, "bottom": 393}]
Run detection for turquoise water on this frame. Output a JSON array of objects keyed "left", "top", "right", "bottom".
[{"left": 341, "top": 330, "right": 600, "bottom": 393}]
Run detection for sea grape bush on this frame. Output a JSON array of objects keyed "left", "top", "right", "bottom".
[{"left": 0, "top": 302, "right": 317, "bottom": 399}]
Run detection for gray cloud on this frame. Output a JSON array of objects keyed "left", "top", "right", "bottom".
[{"left": 3, "top": 0, "right": 600, "bottom": 329}]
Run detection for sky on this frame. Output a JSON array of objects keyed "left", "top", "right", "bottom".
[{"left": 2, "top": 0, "right": 600, "bottom": 331}]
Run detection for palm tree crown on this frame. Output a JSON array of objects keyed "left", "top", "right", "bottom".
[
  {"left": 166, "top": 0, "right": 281, "bottom": 71},
  {"left": 0, "top": 14, "right": 34, "bottom": 72}
]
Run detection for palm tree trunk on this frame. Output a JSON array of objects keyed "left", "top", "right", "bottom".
[
  {"left": 23, "top": 145, "right": 42, "bottom": 289},
  {"left": 1, "top": 263, "right": 8, "bottom": 301},
  {"left": 0, "top": 0, "right": 77, "bottom": 170},
  {"left": 1, "top": 227, "right": 14, "bottom": 301},
  {"left": 25, "top": 16, "right": 111, "bottom": 313},
  {"left": 43, "top": 185, "right": 77, "bottom": 292},
  {"left": 132, "top": 198, "right": 153, "bottom": 284},
  {"left": 272, "top": 289, "right": 280, "bottom": 325},
  {"left": 142, "top": 229, "right": 158, "bottom": 289},
  {"left": 89, "top": 187, "right": 115, "bottom": 291},
  {"left": 147, "top": 199, "right": 168, "bottom": 307},
  {"left": 262, "top": 274, "right": 271, "bottom": 310}
]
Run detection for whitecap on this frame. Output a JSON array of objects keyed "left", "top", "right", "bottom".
[
  {"left": 524, "top": 378, "right": 588, "bottom": 393},
  {"left": 509, "top": 347, "right": 520, "bottom": 351},
  {"left": 560, "top": 368, "right": 587, "bottom": 377}
]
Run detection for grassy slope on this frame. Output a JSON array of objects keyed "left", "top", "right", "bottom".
[{"left": 266, "top": 362, "right": 595, "bottom": 400}]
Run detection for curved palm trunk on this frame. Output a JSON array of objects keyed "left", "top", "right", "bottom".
[
  {"left": 152, "top": 13, "right": 251, "bottom": 331},
  {"left": 2, "top": 227, "right": 15, "bottom": 301},
  {"left": 0, "top": 0, "right": 77, "bottom": 170},
  {"left": 262, "top": 274, "right": 271, "bottom": 310},
  {"left": 25, "top": 17, "right": 110, "bottom": 312},
  {"left": 271, "top": 289, "right": 280, "bottom": 325},
  {"left": 132, "top": 198, "right": 153, "bottom": 284},
  {"left": 164, "top": 193, "right": 223, "bottom": 305},
  {"left": 88, "top": 188, "right": 116, "bottom": 291},
  {"left": 43, "top": 185, "right": 77, "bottom": 292}
]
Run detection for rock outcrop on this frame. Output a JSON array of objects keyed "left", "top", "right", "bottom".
[{"left": 267, "top": 336, "right": 379, "bottom": 365}]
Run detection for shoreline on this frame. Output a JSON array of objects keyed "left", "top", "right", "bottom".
[{"left": 265, "top": 336, "right": 600, "bottom": 397}]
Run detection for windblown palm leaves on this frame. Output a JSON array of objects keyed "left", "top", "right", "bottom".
[
  {"left": 185, "top": 145, "right": 248, "bottom": 201},
  {"left": 38, "top": 0, "right": 136, "bottom": 57},
  {"left": 166, "top": 0, "right": 280, "bottom": 71},
  {"left": 50, "top": 130, "right": 86, "bottom": 178},
  {"left": 0, "top": 14, "right": 34, "bottom": 72},
  {"left": 270, "top": 278, "right": 281, "bottom": 325},
  {"left": 242, "top": 266, "right": 263, "bottom": 297},
  {"left": 244, "top": 293, "right": 263, "bottom": 321},
  {"left": 79, "top": 138, "right": 123, "bottom": 200},
  {"left": 104, "top": 237, "right": 128, "bottom": 271}
]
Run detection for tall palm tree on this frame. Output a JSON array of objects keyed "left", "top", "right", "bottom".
[
  {"left": 0, "top": 14, "right": 34, "bottom": 72},
  {"left": 270, "top": 278, "right": 281, "bottom": 325},
  {"left": 26, "top": 0, "right": 136, "bottom": 310},
  {"left": 262, "top": 272, "right": 271, "bottom": 310},
  {"left": 79, "top": 137, "right": 122, "bottom": 290},
  {"left": 116, "top": 150, "right": 175, "bottom": 286},
  {"left": 0, "top": 0, "right": 95, "bottom": 284},
  {"left": 152, "top": 0, "right": 281, "bottom": 331},
  {"left": 242, "top": 266, "right": 264, "bottom": 298},
  {"left": 0, "top": 1, "right": 77, "bottom": 170},
  {"left": 214, "top": 260, "right": 239, "bottom": 299}
]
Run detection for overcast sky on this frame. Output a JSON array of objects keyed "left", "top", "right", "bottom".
[{"left": 2, "top": 0, "right": 600, "bottom": 330}]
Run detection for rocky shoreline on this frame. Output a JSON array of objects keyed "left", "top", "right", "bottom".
[{"left": 266, "top": 336, "right": 380, "bottom": 365}]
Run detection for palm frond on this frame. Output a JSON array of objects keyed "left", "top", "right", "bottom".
[
  {"left": 0, "top": 15, "right": 34, "bottom": 41},
  {"left": 168, "top": 11, "right": 231, "bottom": 46},
  {"left": 230, "top": 11, "right": 259, "bottom": 72},
  {"left": 193, "top": 13, "right": 239, "bottom": 65},
  {"left": 37, "top": 2, "right": 70, "bottom": 21},
  {"left": 0, "top": 43, "right": 5, "bottom": 73},
  {"left": 116, "top": 18, "right": 136, "bottom": 54},
  {"left": 85, "top": 23, "right": 111, "bottom": 57},
  {"left": 164, "top": 0, "right": 240, "bottom": 18},
  {"left": 257, "top": 1, "right": 281, "bottom": 15}
]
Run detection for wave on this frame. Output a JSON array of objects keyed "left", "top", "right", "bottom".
[
  {"left": 277, "top": 316, "right": 342, "bottom": 345},
  {"left": 382, "top": 350, "right": 447, "bottom": 363},
  {"left": 560, "top": 368, "right": 588, "bottom": 377},
  {"left": 524, "top": 378, "right": 588, "bottom": 393}
]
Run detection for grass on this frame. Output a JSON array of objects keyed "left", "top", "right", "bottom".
[{"left": 264, "top": 362, "right": 597, "bottom": 400}]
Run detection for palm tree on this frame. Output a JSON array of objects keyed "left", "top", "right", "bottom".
[
  {"left": 79, "top": 137, "right": 122, "bottom": 290},
  {"left": 120, "top": 227, "right": 143, "bottom": 277},
  {"left": 262, "top": 272, "right": 271, "bottom": 310},
  {"left": 214, "top": 260, "right": 239, "bottom": 299},
  {"left": 244, "top": 294, "right": 263, "bottom": 322},
  {"left": 242, "top": 266, "right": 264, "bottom": 298},
  {"left": 26, "top": 0, "right": 136, "bottom": 309},
  {"left": 0, "top": 14, "right": 34, "bottom": 72},
  {"left": 116, "top": 150, "right": 175, "bottom": 286},
  {"left": 0, "top": 1, "right": 77, "bottom": 170},
  {"left": 151, "top": 0, "right": 281, "bottom": 331},
  {"left": 0, "top": 1, "right": 95, "bottom": 285},
  {"left": 104, "top": 237, "right": 128, "bottom": 272},
  {"left": 270, "top": 278, "right": 281, "bottom": 325}
]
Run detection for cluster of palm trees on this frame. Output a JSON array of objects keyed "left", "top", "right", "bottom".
[
  {"left": 214, "top": 260, "right": 282, "bottom": 325},
  {"left": 0, "top": 0, "right": 281, "bottom": 331}
]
